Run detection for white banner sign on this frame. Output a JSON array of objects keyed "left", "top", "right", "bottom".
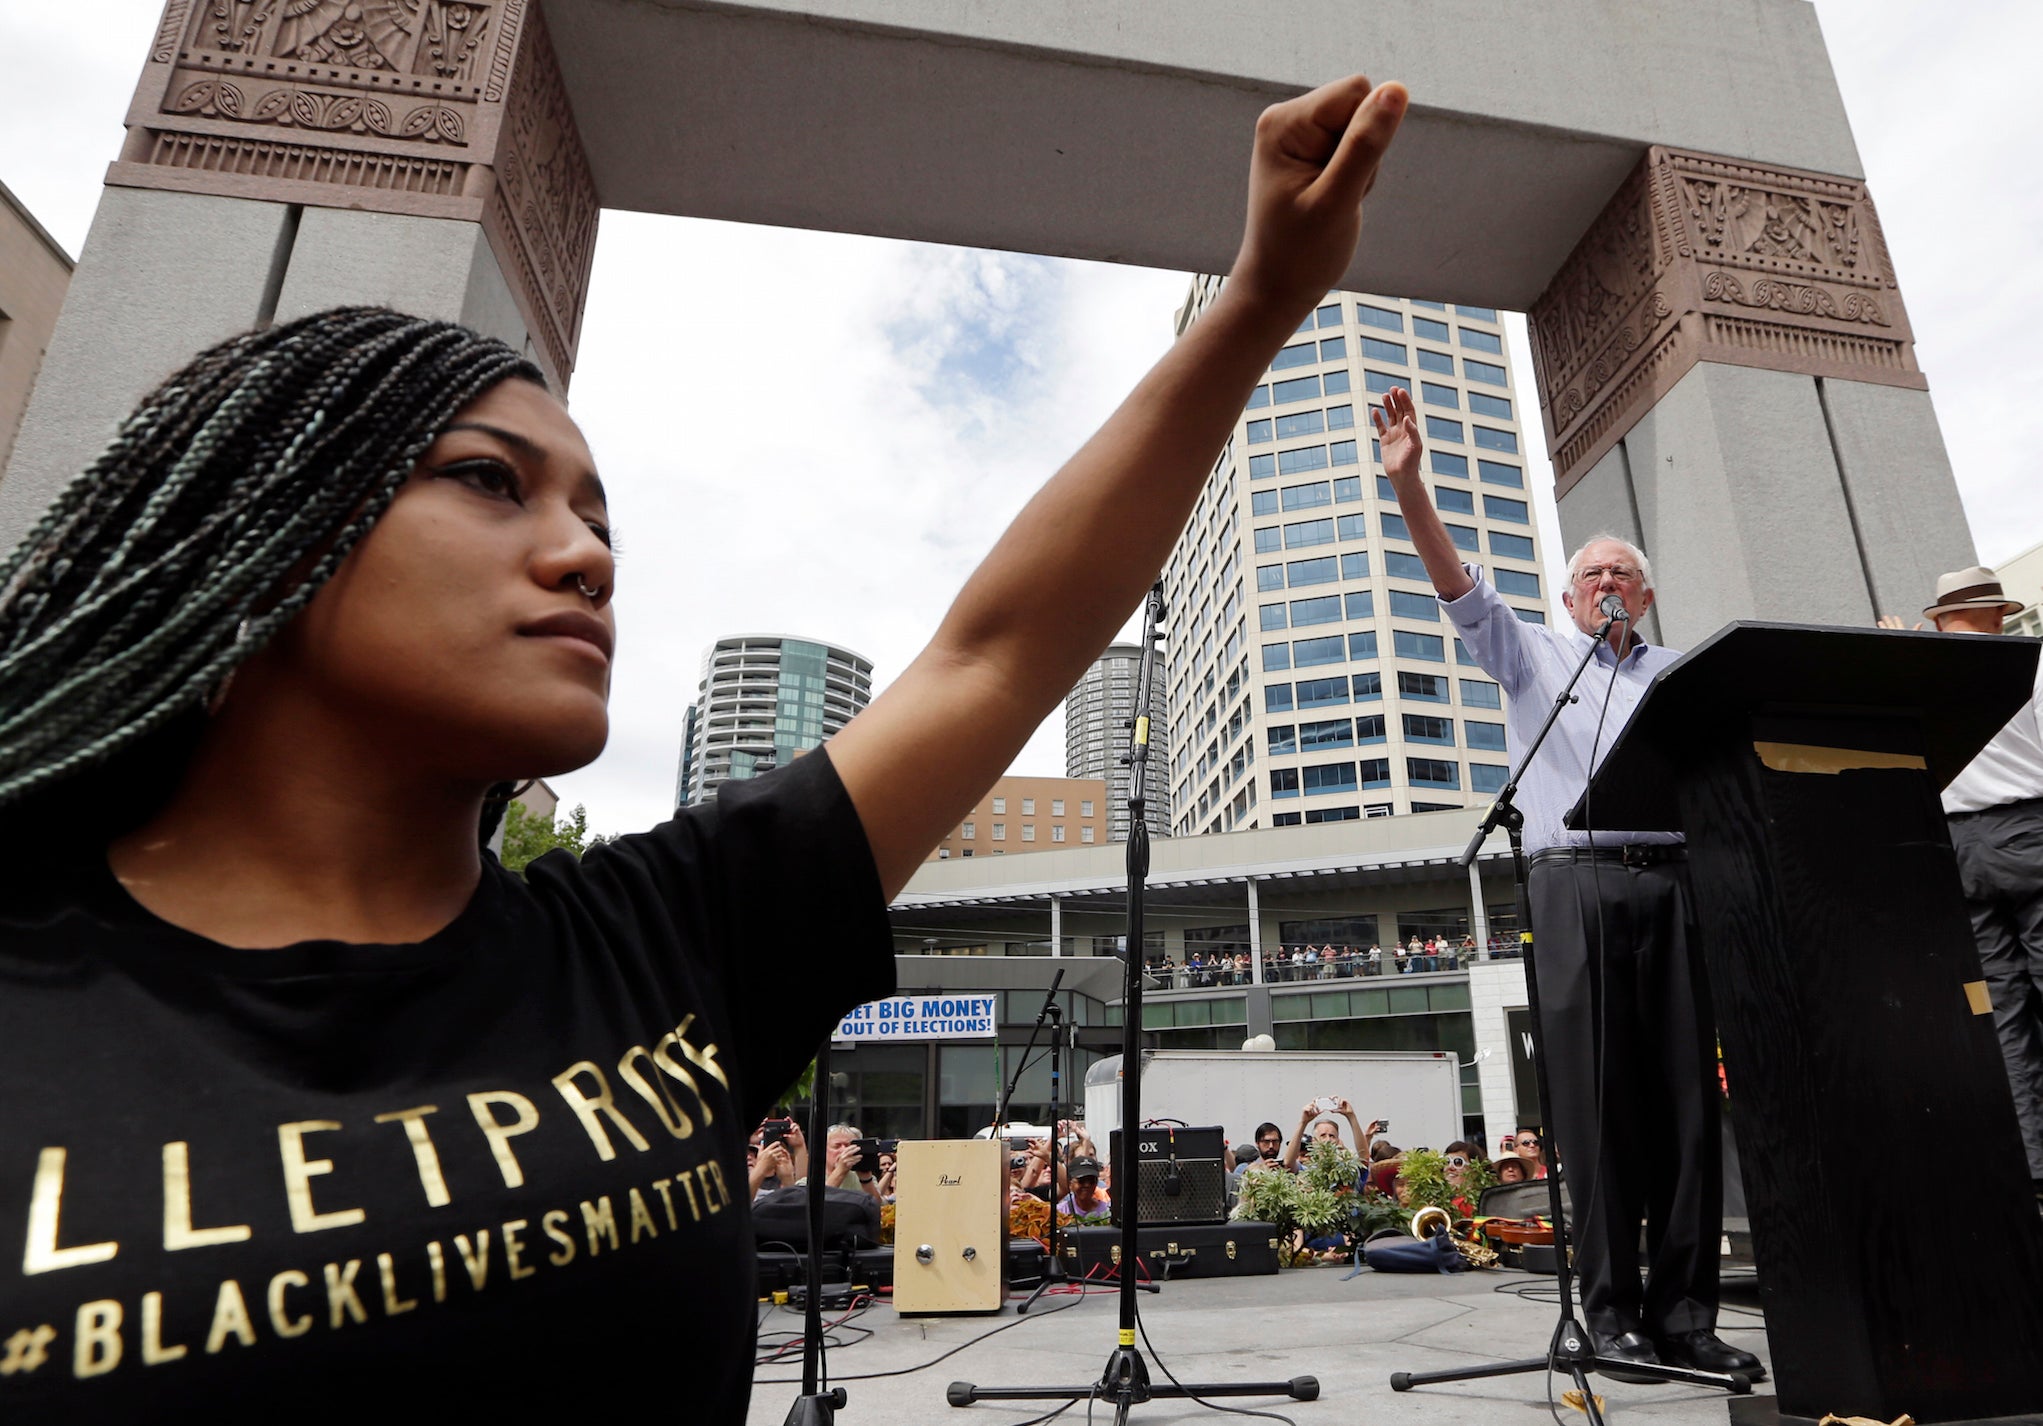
[{"left": 833, "top": 994, "right": 999, "bottom": 1042}]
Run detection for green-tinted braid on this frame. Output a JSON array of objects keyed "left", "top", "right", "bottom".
[{"left": 0, "top": 306, "right": 545, "bottom": 811}]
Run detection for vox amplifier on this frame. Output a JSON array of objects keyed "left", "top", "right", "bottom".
[{"left": 1110, "top": 1125, "right": 1228, "bottom": 1227}]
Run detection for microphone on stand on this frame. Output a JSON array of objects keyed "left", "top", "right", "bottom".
[{"left": 1598, "top": 593, "right": 1628, "bottom": 622}]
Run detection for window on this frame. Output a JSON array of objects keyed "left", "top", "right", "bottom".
[
  {"left": 992, "top": 823, "right": 1007, "bottom": 840},
  {"left": 1431, "top": 451, "right": 1471, "bottom": 480},
  {"left": 1408, "top": 757, "right": 1461, "bottom": 789},
  {"left": 1246, "top": 418, "right": 1272, "bottom": 444},
  {"left": 1473, "top": 426, "right": 1519, "bottom": 454},
  {"left": 1254, "top": 526, "right": 1282, "bottom": 553},
  {"left": 1271, "top": 768, "right": 1300, "bottom": 798},
  {"left": 1384, "top": 550, "right": 1427, "bottom": 580},
  {"left": 1265, "top": 684, "right": 1295, "bottom": 713},
  {"left": 1468, "top": 391, "right": 1512, "bottom": 419},
  {"left": 1262, "top": 642, "right": 1291, "bottom": 672},
  {"left": 1259, "top": 604, "right": 1286, "bottom": 631},
  {"left": 1281, "top": 481, "right": 1331, "bottom": 511},
  {"left": 1052, "top": 825, "right": 1066, "bottom": 842},
  {"left": 1275, "top": 409, "right": 1325, "bottom": 439},
  {"left": 992, "top": 797, "right": 1006, "bottom": 813},
  {"left": 1375, "top": 475, "right": 1396, "bottom": 501},
  {"left": 1494, "top": 568, "right": 1541, "bottom": 597},
  {"left": 1302, "top": 760, "right": 1359, "bottom": 795},
  {"left": 1293, "top": 635, "right": 1346, "bottom": 667},
  {"left": 1471, "top": 763, "right": 1509, "bottom": 794},
  {"left": 1337, "top": 514, "right": 1370, "bottom": 541},
  {"left": 1246, "top": 384, "right": 1270, "bottom": 410},
  {"left": 1517, "top": 607, "right": 1547, "bottom": 624},
  {"left": 1271, "top": 812, "right": 1302, "bottom": 826},
  {"left": 1279, "top": 446, "right": 1329, "bottom": 475},
  {"left": 1319, "top": 370, "right": 1350, "bottom": 398},
  {"left": 1353, "top": 671, "right": 1384, "bottom": 701},
  {"left": 1358, "top": 758, "right": 1392, "bottom": 788},
  {"left": 1300, "top": 718, "right": 1354, "bottom": 750},
  {"left": 1295, "top": 676, "right": 1349, "bottom": 709},
  {"left": 1413, "top": 316, "right": 1451, "bottom": 342},
  {"left": 1394, "top": 630, "right": 1445, "bottom": 661},
  {"left": 1389, "top": 590, "right": 1439, "bottom": 622},
  {"left": 1382, "top": 512, "right": 1410, "bottom": 541},
  {"left": 1363, "top": 369, "right": 1399, "bottom": 394},
  {"left": 1356, "top": 303, "right": 1403, "bottom": 332},
  {"left": 1271, "top": 341, "right": 1318, "bottom": 370},
  {"left": 1425, "top": 416, "right": 1465, "bottom": 444},
  {"left": 1356, "top": 713, "right": 1387, "bottom": 743},
  {"left": 1460, "top": 327, "right": 1504, "bottom": 354},
  {"left": 1081, "top": 800, "right": 1094, "bottom": 817},
  {"left": 1348, "top": 631, "right": 1379, "bottom": 659},
  {"left": 1398, "top": 670, "right": 1449, "bottom": 701},
  {"left": 1412, "top": 299, "right": 1446, "bottom": 309},
  {"left": 1435, "top": 485, "right": 1475, "bottom": 514},
  {"left": 1081, "top": 826, "right": 1096, "bottom": 843},
  {"left": 1344, "top": 590, "right": 1375, "bottom": 620},
  {"left": 1022, "top": 824, "right": 1036, "bottom": 841},
  {"left": 1403, "top": 713, "right": 1456, "bottom": 745},
  {"left": 1359, "top": 337, "right": 1407, "bottom": 365},
  {"left": 1490, "top": 530, "right": 1535, "bottom": 559},
  {"left": 1273, "top": 374, "right": 1321, "bottom": 403},
  {"left": 1284, "top": 518, "right": 1335, "bottom": 549},
  {"left": 1464, "top": 358, "right": 1507, "bottom": 386},
  {"left": 1326, "top": 404, "right": 1355, "bottom": 430},
  {"left": 1340, "top": 552, "right": 1370, "bottom": 580},
  {"left": 1416, "top": 347, "right": 1455, "bottom": 375},
  {"left": 1466, "top": 720, "right": 1507, "bottom": 751},
  {"left": 1290, "top": 595, "right": 1342, "bottom": 626},
  {"left": 1251, "top": 489, "right": 1278, "bottom": 517},
  {"left": 1454, "top": 638, "right": 1479, "bottom": 665},
  {"left": 1316, "top": 302, "right": 1343, "bottom": 328},
  {"left": 1249, "top": 453, "right": 1276, "bottom": 481},
  {"left": 1447, "top": 523, "right": 1482, "bottom": 553},
  {"left": 962, "top": 821, "right": 976, "bottom": 838},
  {"left": 1257, "top": 563, "right": 1284, "bottom": 591},
  {"left": 1420, "top": 381, "right": 1460, "bottom": 409},
  {"left": 1330, "top": 440, "right": 1358, "bottom": 466},
  {"left": 1485, "top": 495, "right": 1530, "bottom": 524},
  {"left": 1333, "top": 475, "right": 1362, "bottom": 503},
  {"left": 1477, "top": 459, "right": 1523, "bottom": 488},
  {"left": 1021, "top": 798, "right": 1035, "bottom": 815},
  {"left": 1267, "top": 724, "right": 1298, "bottom": 756},
  {"left": 1457, "top": 305, "right": 1499, "bottom": 321},
  {"left": 1287, "top": 555, "right": 1337, "bottom": 586},
  {"left": 1460, "top": 679, "right": 1502, "bottom": 708},
  {"left": 1319, "top": 336, "right": 1347, "bottom": 360}
]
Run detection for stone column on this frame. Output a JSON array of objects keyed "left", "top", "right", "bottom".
[
  {"left": 0, "top": 0, "right": 597, "bottom": 546},
  {"left": 1529, "top": 148, "right": 1972, "bottom": 648}
]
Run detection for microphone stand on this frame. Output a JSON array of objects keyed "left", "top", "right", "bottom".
[
  {"left": 783, "top": 1036, "right": 847, "bottom": 1425},
  {"left": 1390, "top": 608, "right": 1748, "bottom": 1422},
  {"left": 987, "top": 967, "right": 1089, "bottom": 1312},
  {"left": 951, "top": 585, "right": 1316, "bottom": 1419}
]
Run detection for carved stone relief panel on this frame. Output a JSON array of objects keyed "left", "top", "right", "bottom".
[
  {"left": 109, "top": 0, "right": 593, "bottom": 385},
  {"left": 1530, "top": 147, "right": 1923, "bottom": 497}
]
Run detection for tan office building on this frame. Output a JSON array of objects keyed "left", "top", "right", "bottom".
[
  {"left": 1163, "top": 283, "right": 1549, "bottom": 834},
  {"left": 0, "top": 180, "right": 74, "bottom": 480},
  {"left": 927, "top": 775, "right": 1108, "bottom": 861}
]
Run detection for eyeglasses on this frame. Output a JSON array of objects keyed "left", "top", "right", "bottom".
[
  {"left": 1574, "top": 564, "right": 1642, "bottom": 586},
  {"left": 1444, "top": 1155, "right": 1469, "bottom": 1169},
  {"left": 1516, "top": 1136, "right": 1540, "bottom": 1148}
]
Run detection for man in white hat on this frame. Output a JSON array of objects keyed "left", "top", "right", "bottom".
[
  {"left": 1373, "top": 387, "right": 1756, "bottom": 1383},
  {"left": 1891, "top": 567, "right": 2043, "bottom": 1199}
]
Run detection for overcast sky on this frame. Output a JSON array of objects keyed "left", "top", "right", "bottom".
[{"left": 4, "top": 2, "right": 2039, "bottom": 836}]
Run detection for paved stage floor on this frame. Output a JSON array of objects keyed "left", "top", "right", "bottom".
[{"left": 746, "top": 1265, "right": 1774, "bottom": 1425}]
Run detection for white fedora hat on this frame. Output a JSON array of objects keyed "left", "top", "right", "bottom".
[{"left": 1923, "top": 566, "right": 2025, "bottom": 621}]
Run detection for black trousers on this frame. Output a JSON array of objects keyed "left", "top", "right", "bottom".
[
  {"left": 1527, "top": 857, "right": 1721, "bottom": 1341},
  {"left": 1948, "top": 802, "right": 2043, "bottom": 1180}
]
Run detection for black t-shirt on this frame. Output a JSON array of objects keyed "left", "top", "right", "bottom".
[{"left": 0, "top": 751, "right": 895, "bottom": 1422}]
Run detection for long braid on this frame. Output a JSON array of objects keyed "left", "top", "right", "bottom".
[{"left": 0, "top": 306, "right": 544, "bottom": 826}]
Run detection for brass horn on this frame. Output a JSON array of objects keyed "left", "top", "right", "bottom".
[{"left": 1411, "top": 1205, "right": 1452, "bottom": 1239}]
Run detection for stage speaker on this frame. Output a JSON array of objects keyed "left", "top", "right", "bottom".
[
  {"left": 891, "top": 1139, "right": 1005, "bottom": 1315},
  {"left": 1110, "top": 1125, "right": 1228, "bottom": 1227}
]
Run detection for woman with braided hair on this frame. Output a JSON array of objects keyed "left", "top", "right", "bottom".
[{"left": 0, "top": 76, "right": 1407, "bottom": 1420}]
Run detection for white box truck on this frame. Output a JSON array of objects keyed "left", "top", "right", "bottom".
[{"left": 1084, "top": 1049, "right": 1463, "bottom": 1159}]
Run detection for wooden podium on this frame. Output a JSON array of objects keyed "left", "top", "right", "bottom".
[{"left": 1570, "top": 622, "right": 2043, "bottom": 1424}]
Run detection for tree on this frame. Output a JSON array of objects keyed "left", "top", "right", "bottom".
[{"left": 498, "top": 799, "right": 615, "bottom": 875}]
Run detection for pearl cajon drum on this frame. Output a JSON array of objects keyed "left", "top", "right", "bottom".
[{"left": 891, "top": 1138, "right": 1005, "bottom": 1315}]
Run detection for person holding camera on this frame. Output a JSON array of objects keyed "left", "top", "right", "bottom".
[{"left": 1283, "top": 1096, "right": 1381, "bottom": 1169}]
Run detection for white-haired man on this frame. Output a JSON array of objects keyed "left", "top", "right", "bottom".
[{"left": 1373, "top": 387, "right": 1755, "bottom": 1383}]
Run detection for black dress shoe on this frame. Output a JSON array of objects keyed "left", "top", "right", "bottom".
[
  {"left": 1654, "top": 1329, "right": 1764, "bottom": 1379},
  {"left": 1591, "top": 1330, "right": 1664, "bottom": 1384}
]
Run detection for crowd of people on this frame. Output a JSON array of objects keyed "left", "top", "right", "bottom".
[{"left": 1147, "top": 933, "right": 1522, "bottom": 988}]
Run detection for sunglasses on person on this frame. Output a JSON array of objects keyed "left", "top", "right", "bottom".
[
  {"left": 1444, "top": 1154, "right": 1470, "bottom": 1169},
  {"left": 1517, "top": 1136, "right": 1540, "bottom": 1148}
]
